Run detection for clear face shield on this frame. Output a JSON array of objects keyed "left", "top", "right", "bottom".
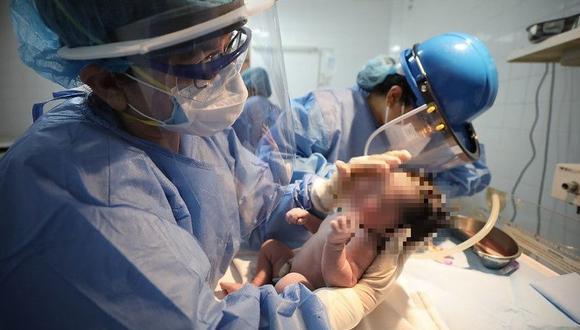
[
  {"left": 364, "top": 45, "right": 480, "bottom": 173},
  {"left": 55, "top": 0, "right": 297, "bottom": 282},
  {"left": 117, "top": 2, "right": 295, "bottom": 184},
  {"left": 231, "top": 4, "right": 296, "bottom": 185},
  {"left": 57, "top": 0, "right": 295, "bottom": 183}
]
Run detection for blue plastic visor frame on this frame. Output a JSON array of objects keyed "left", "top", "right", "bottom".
[{"left": 408, "top": 44, "right": 479, "bottom": 162}]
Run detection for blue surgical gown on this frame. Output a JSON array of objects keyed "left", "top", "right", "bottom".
[
  {"left": 290, "top": 86, "right": 491, "bottom": 198},
  {"left": 0, "top": 94, "right": 329, "bottom": 329},
  {"left": 233, "top": 95, "right": 283, "bottom": 154}
]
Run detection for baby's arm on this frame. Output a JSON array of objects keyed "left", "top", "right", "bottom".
[
  {"left": 322, "top": 216, "right": 376, "bottom": 288},
  {"left": 286, "top": 208, "right": 323, "bottom": 234}
]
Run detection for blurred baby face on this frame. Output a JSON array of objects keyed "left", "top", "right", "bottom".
[{"left": 345, "top": 171, "right": 425, "bottom": 231}]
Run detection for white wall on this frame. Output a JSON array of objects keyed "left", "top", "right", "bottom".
[
  {"left": 0, "top": 1, "right": 61, "bottom": 145},
  {"left": 385, "top": 0, "right": 580, "bottom": 241},
  {"left": 277, "top": 0, "right": 392, "bottom": 97}
]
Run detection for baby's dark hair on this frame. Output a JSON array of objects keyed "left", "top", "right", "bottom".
[{"left": 398, "top": 171, "right": 448, "bottom": 247}]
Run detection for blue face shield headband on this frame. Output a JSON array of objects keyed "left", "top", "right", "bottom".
[{"left": 406, "top": 43, "right": 479, "bottom": 164}]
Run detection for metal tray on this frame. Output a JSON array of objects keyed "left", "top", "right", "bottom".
[{"left": 448, "top": 215, "right": 521, "bottom": 269}]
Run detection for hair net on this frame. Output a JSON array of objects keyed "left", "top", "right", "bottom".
[
  {"left": 242, "top": 67, "right": 272, "bottom": 97},
  {"left": 10, "top": 0, "right": 239, "bottom": 88},
  {"left": 356, "top": 55, "right": 398, "bottom": 92}
]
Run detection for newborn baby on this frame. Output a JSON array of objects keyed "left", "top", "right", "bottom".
[{"left": 221, "top": 170, "right": 446, "bottom": 294}]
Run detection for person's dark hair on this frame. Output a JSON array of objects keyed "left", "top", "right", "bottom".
[
  {"left": 398, "top": 172, "right": 448, "bottom": 246},
  {"left": 369, "top": 74, "right": 416, "bottom": 106},
  {"left": 242, "top": 67, "right": 272, "bottom": 98},
  {"left": 85, "top": 70, "right": 135, "bottom": 110}
]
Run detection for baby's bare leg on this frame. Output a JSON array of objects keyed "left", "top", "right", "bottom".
[
  {"left": 274, "top": 272, "right": 314, "bottom": 293},
  {"left": 252, "top": 239, "right": 294, "bottom": 287},
  {"left": 219, "top": 282, "right": 244, "bottom": 295}
]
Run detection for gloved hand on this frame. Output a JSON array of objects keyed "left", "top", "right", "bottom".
[
  {"left": 313, "top": 203, "right": 411, "bottom": 329},
  {"left": 315, "top": 247, "right": 408, "bottom": 329},
  {"left": 310, "top": 150, "right": 412, "bottom": 213}
]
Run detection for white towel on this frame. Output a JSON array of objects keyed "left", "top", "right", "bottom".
[
  {"left": 530, "top": 272, "right": 580, "bottom": 324},
  {"left": 217, "top": 250, "right": 449, "bottom": 330}
]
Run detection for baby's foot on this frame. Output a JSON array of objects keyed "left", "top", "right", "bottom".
[
  {"left": 219, "top": 282, "right": 244, "bottom": 295},
  {"left": 286, "top": 208, "right": 322, "bottom": 233}
]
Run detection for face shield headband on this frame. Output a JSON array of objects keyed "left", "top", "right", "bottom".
[
  {"left": 408, "top": 44, "right": 479, "bottom": 163},
  {"left": 55, "top": 0, "right": 272, "bottom": 61}
]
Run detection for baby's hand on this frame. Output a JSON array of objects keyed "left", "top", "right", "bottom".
[
  {"left": 286, "top": 208, "right": 322, "bottom": 233},
  {"left": 327, "top": 215, "right": 355, "bottom": 245}
]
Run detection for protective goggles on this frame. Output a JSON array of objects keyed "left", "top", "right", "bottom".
[{"left": 147, "top": 26, "right": 251, "bottom": 80}]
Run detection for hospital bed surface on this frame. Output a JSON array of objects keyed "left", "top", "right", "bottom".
[
  {"left": 218, "top": 248, "right": 578, "bottom": 329},
  {"left": 398, "top": 250, "right": 579, "bottom": 329}
]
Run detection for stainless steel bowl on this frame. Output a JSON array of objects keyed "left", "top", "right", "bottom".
[{"left": 448, "top": 215, "right": 521, "bottom": 269}]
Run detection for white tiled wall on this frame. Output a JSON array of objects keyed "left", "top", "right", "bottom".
[
  {"left": 385, "top": 0, "right": 580, "bottom": 241},
  {"left": 277, "top": 0, "right": 392, "bottom": 96}
]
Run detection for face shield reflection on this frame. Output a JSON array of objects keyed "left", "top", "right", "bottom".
[{"left": 231, "top": 3, "right": 296, "bottom": 185}]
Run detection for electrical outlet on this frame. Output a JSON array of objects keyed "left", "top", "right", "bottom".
[{"left": 551, "top": 163, "right": 580, "bottom": 207}]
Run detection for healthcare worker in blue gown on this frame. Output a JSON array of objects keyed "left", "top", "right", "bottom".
[
  {"left": 233, "top": 67, "right": 282, "bottom": 154},
  {"left": 290, "top": 55, "right": 493, "bottom": 198},
  {"left": 0, "top": 1, "right": 412, "bottom": 328}
]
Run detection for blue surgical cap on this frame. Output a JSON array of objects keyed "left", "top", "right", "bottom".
[
  {"left": 356, "top": 55, "right": 398, "bottom": 92},
  {"left": 10, "top": 0, "right": 238, "bottom": 88},
  {"left": 242, "top": 67, "right": 272, "bottom": 98}
]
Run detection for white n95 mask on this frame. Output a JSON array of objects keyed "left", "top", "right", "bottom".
[{"left": 125, "top": 61, "right": 248, "bottom": 137}]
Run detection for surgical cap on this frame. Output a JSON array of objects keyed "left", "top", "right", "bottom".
[
  {"left": 356, "top": 55, "right": 398, "bottom": 92},
  {"left": 242, "top": 67, "right": 272, "bottom": 97},
  {"left": 10, "top": 0, "right": 240, "bottom": 88}
]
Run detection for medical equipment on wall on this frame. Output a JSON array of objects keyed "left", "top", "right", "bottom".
[
  {"left": 551, "top": 163, "right": 580, "bottom": 212},
  {"left": 526, "top": 13, "right": 580, "bottom": 44}
]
